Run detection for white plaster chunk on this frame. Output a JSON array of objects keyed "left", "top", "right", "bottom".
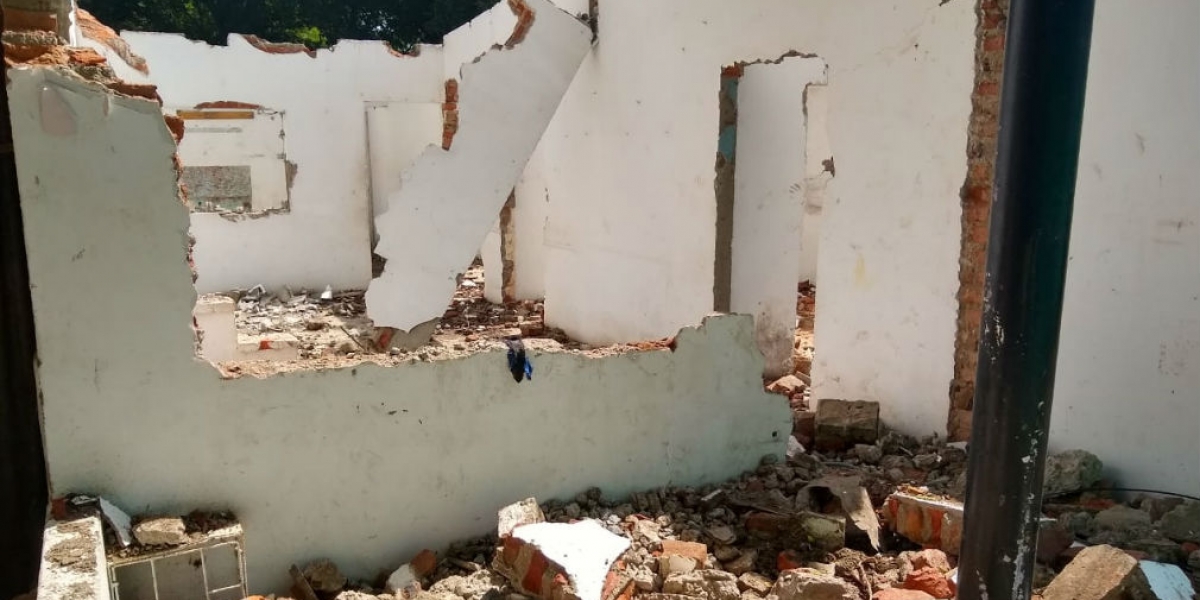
[
  {"left": 499, "top": 497, "right": 546, "bottom": 538},
  {"left": 133, "top": 517, "right": 188, "bottom": 546},
  {"left": 512, "top": 520, "right": 632, "bottom": 600},
  {"left": 386, "top": 563, "right": 421, "bottom": 597},
  {"left": 366, "top": 0, "right": 592, "bottom": 332}
]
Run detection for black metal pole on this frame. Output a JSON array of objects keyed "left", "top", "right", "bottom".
[{"left": 958, "top": 1, "right": 1095, "bottom": 599}]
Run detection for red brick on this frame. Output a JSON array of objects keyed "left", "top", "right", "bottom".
[
  {"left": 523, "top": 550, "right": 548, "bottom": 594},
  {"left": 875, "top": 589, "right": 936, "bottom": 600},
  {"left": 975, "top": 80, "right": 1000, "bottom": 98},
  {"left": 904, "top": 567, "right": 954, "bottom": 599},
  {"left": 983, "top": 32, "right": 1005, "bottom": 52},
  {"left": 662, "top": 540, "right": 707, "bottom": 565},
  {"left": 745, "top": 512, "right": 789, "bottom": 535},
  {"left": 777, "top": 550, "right": 804, "bottom": 572},
  {"left": 411, "top": 549, "right": 437, "bottom": 578},
  {"left": 3, "top": 7, "right": 56, "bottom": 32}
]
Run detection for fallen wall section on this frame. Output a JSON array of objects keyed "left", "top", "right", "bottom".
[
  {"left": 10, "top": 68, "right": 789, "bottom": 592},
  {"left": 366, "top": 0, "right": 591, "bottom": 333}
]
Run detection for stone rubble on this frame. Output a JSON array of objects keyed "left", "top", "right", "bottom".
[{"left": 250, "top": 444, "right": 1198, "bottom": 600}]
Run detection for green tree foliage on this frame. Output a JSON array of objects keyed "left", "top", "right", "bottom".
[{"left": 79, "top": 0, "right": 497, "bottom": 51}]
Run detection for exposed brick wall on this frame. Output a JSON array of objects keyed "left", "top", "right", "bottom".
[
  {"left": 442, "top": 79, "right": 459, "bottom": 150},
  {"left": 948, "top": 0, "right": 1009, "bottom": 442}
]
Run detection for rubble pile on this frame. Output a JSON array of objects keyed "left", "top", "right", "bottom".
[{"left": 264, "top": 436, "right": 1198, "bottom": 600}]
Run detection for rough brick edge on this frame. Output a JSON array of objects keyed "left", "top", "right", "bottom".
[
  {"left": 504, "top": 0, "right": 536, "bottom": 48},
  {"left": 442, "top": 79, "right": 459, "bottom": 150},
  {"left": 243, "top": 34, "right": 316, "bottom": 58},
  {"left": 76, "top": 8, "right": 149, "bottom": 74},
  {"left": 948, "top": 0, "right": 1008, "bottom": 442}
]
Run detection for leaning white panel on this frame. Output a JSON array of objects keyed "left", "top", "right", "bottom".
[{"left": 366, "top": 0, "right": 592, "bottom": 333}]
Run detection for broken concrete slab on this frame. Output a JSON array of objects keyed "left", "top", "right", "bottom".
[
  {"left": 1042, "top": 545, "right": 1151, "bottom": 600},
  {"left": 493, "top": 520, "right": 630, "bottom": 600},
  {"left": 37, "top": 516, "right": 111, "bottom": 600},
  {"left": 132, "top": 516, "right": 188, "bottom": 546},
  {"left": 366, "top": 0, "right": 592, "bottom": 334},
  {"left": 795, "top": 476, "right": 881, "bottom": 551},
  {"left": 813, "top": 400, "right": 879, "bottom": 451}
]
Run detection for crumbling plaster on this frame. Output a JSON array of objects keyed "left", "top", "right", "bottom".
[
  {"left": 10, "top": 69, "right": 789, "bottom": 591},
  {"left": 117, "top": 32, "right": 446, "bottom": 294},
  {"left": 1049, "top": 0, "right": 1200, "bottom": 496},
  {"left": 538, "top": 0, "right": 976, "bottom": 437}
]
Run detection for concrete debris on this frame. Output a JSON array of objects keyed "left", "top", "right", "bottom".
[
  {"left": 498, "top": 497, "right": 545, "bottom": 538},
  {"left": 662, "top": 569, "right": 741, "bottom": 600},
  {"left": 270, "top": 438, "right": 1198, "bottom": 600},
  {"left": 813, "top": 400, "right": 880, "bottom": 451},
  {"left": 795, "top": 476, "right": 881, "bottom": 551},
  {"left": 767, "top": 568, "right": 860, "bottom": 600},
  {"left": 1042, "top": 449, "right": 1104, "bottom": 496},
  {"left": 872, "top": 590, "right": 935, "bottom": 600},
  {"left": 1159, "top": 501, "right": 1200, "bottom": 544},
  {"left": 1041, "top": 545, "right": 1152, "bottom": 600},
  {"left": 1097, "top": 505, "right": 1154, "bottom": 531},
  {"left": 132, "top": 517, "right": 188, "bottom": 546},
  {"left": 303, "top": 558, "right": 349, "bottom": 595}
]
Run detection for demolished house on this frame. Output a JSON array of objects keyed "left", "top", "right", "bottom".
[{"left": 1, "top": 0, "right": 1197, "bottom": 597}]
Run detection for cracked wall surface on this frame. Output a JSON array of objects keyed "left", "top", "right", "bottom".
[
  {"left": 366, "top": 0, "right": 591, "bottom": 333},
  {"left": 10, "top": 68, "right": 788, "bottom": 591}
]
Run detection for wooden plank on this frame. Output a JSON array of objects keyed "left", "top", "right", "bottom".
[{"left": 176, "top": 110, "right": 255, "bottom": 121}]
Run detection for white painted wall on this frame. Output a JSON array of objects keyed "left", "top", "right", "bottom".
[
  {"left": 512, "top": 141, "right": 552, "bottom": 299},
  {"left": 365, "top": 102, "right": 443, "bottom": 222},
  {"left": 538, "top": 0, "right": 975, "bottom": 438},
  {"left": 366, "top": 0, "right": 591, "bottom": 332},
  {"left": 120, "top": 33, "right": 445, "bottom": 294},
  {"left": 729, "top": 57, "right": 826, "bottom": 379},
  {"left": 10, "top": 69, "right": 789, "bottom": 593},
  {"left": 175, "top": 108, "right": 289, "bottom": 212},
  {"left": 798, "top": 84, "right": 832, "bottom": 284},
  {"left": 1049, "top": 0, "right": 1200, "bottom": 496}
]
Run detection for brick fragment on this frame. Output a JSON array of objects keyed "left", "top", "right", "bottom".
[{"left": 1042, "top": 545, "right": 1151, "bottom": 600}]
